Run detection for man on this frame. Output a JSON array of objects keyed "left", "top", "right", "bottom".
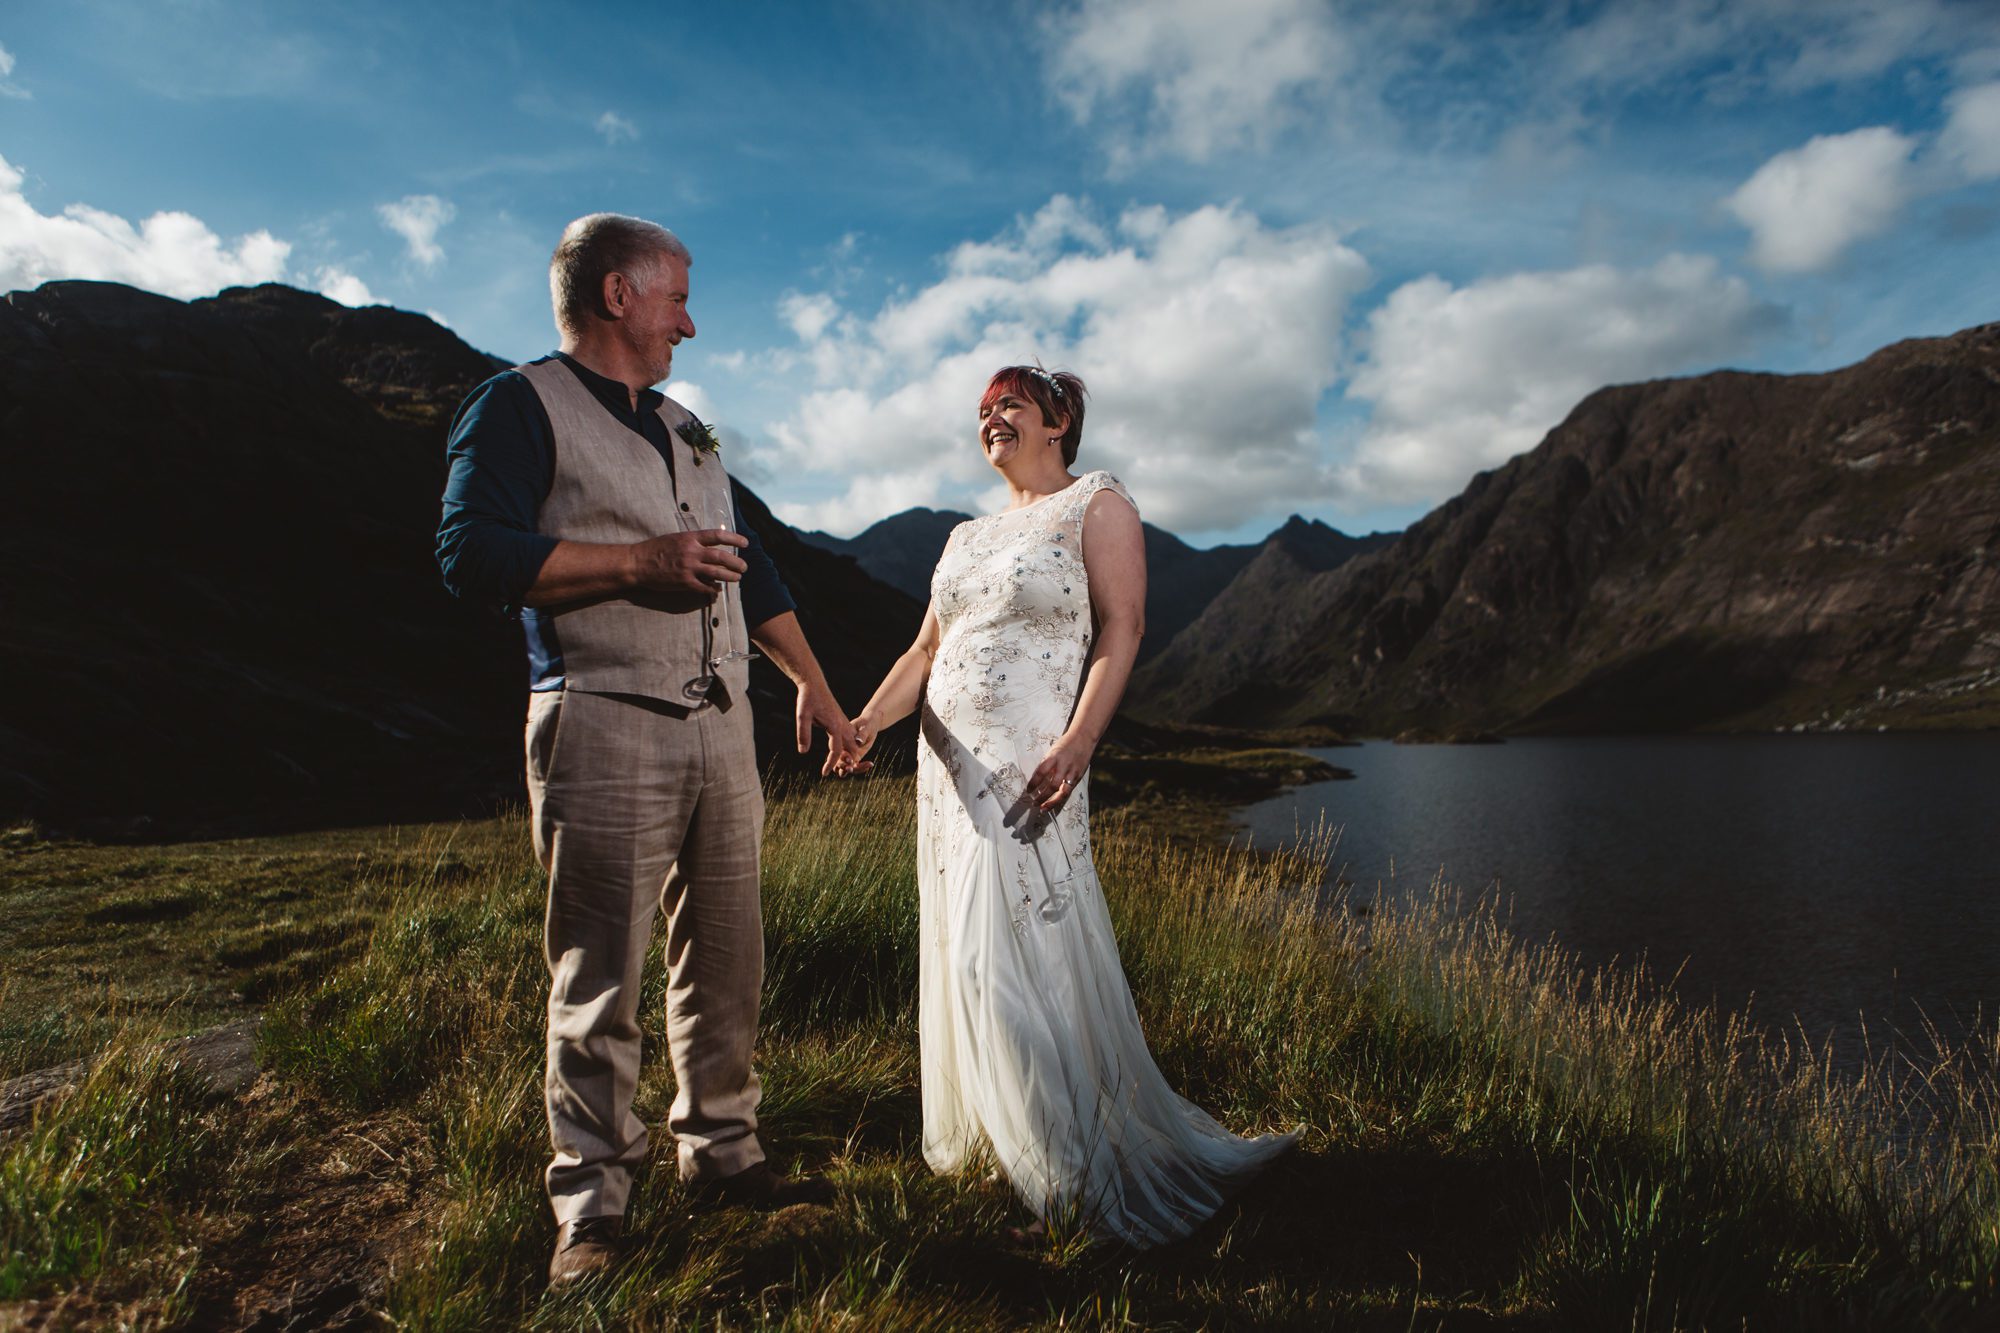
[{"left": 437, "top": 213, "right": 857, "bottom": 1286}]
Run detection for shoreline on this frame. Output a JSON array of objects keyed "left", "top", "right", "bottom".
[{"left": 1090, "top": 715, "right": 1353, "bottom": 849}]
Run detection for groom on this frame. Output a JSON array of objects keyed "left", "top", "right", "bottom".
[{"left": 438, "top": 213, "right": 858, "bottom": 1285}]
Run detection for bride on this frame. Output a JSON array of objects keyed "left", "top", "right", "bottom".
[{"left": 840, "top": 365, "right": 1298, "bottom": 1246}]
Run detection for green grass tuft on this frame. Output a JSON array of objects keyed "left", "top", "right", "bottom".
[
  {"left": 3, "top": 780, "right": 1995, "bottom": 1328},
  {"left": 0, "top": 1030, "right": 222, "bottom": 1304}
]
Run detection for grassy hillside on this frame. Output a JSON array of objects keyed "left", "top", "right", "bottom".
[{"left": 3, "top": 783, "right": 1996, "bottom": 1329}]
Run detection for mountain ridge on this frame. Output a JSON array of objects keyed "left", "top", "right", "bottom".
[
  {"left": 1, "top": 280, "right": 919, "bottom": 828},
  {"left": 801, "top": 504, "right": 1395, "bottom": 661},
  {"left": 1131, "top": 322, "right": 2000, "bottom": 734}
]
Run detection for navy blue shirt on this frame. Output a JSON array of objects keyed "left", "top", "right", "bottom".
[{"left": 437, "top": 352, "right": 795, "bottom": 690}]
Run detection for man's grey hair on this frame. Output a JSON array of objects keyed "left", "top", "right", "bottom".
[{"left": 549, "top": 213, "right": 691, "bottom": 337}]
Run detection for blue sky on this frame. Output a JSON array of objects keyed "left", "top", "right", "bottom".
[{"left": 4, "top": 1, "right": 1998, "bottom": 543}]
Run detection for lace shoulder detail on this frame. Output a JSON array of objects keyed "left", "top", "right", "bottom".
[{"left": 1057, "top": 470, "right": 1137, "bottom": 526}]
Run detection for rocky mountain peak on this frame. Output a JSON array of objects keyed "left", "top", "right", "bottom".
[{"left": 1132, "top": 321, "right": 2000, "bottom": 734}]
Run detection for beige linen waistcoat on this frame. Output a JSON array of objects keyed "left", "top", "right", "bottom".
[{"left": 518, "top": 358, "right": 750, "bottom": 707}]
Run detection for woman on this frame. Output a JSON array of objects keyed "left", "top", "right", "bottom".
[{"left": 842, "top": 366, "right": 1299, "bottom": 1246}]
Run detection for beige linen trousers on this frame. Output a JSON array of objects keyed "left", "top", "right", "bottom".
[{"left": 527, "top": 684, "right": 767, "bottom": 1223}]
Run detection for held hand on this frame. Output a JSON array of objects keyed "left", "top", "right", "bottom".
[
  {"left": 628, "top": 529, "right": 749, "bottom": 598},
  {"left": 824, "top": 712, "right": 878, "bottom": 777},
  {"left": 1026, "top": 734, "right": 1093, "bottom": 812},
  {"left": 795, "top": 679, "right": 863, "bottom": 765}
]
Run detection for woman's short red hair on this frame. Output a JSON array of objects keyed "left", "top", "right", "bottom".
[{"left": 980, "top": 365, "right": 1088, "bottom": 466}]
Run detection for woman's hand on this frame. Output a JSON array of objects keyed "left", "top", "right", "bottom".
[
  {"left": 1025, "top": 732, "right": 1094, "bottom": 811},
  {"left": 831, "top": 604, "right": 939, "bottom": 777},
  {"left": 823, "top": 710, "right": 879, "bottom": 777}
]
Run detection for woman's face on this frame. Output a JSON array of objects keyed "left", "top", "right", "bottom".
[{"left": 978, "top": 390, "right": 1063, "bottom": 470}]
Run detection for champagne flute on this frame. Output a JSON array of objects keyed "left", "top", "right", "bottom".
[
  {"left": 708, "top": 497, "right": 758, "bottom": 668},
  {"left": 985, "top": 761, "right": 1086, "bottom": 924},
  {"left": 1034, "top": 812, "right": 1081, "bottom": 924}
]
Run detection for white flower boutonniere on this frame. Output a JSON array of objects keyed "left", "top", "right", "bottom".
[{"left": 682, "top": 415, "right": 723, "bottom": 463}]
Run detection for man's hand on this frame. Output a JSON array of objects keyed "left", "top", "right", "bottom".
[
  {"left": 824, "top": 712, "right": 878, "bottom": 777},
  {"left": 748, "top": 610, "right": 866, "bottom": 771},
  {"left": 795, "top": 678, "right": 861, "bottom": 760},
  {"left": 628, "top": 528, "right": 748, "bottom": 598}
]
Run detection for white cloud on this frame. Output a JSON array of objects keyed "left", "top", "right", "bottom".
[
  {"left": 1340, "top": 254, "right": 1783, "bottom": 506},
  {"left": 1553, "top": 0, "right": 1995, "bottom": 100},
  {"left": 778, "top": 290, "right": 838, "bottom": 343},
  {"left": 1717, "top": 83, "right": 2000, "bottom": 276},
  {"left": 663, "top": 378, "right": 718, "bottom": 423},
  {"left": 0, "top": 153, "right": 291, "bottom": 297},
  {"left": 1551, "top": 0, "right": 1746, "bottom": 94},
  {"left": 377, "top": 194, "right": 455, "bottom": 268},
  {"left": 595, "top": 110, "right": 639, "bottom": 145},
  {"left": 782, "top": 465, "right": 971, "bottom": 537},
  {"left": 1034, "top": 0, "right": 2000, "bottom": 171},
  {"left": 766, "top": 195, "right": 1370, "bottom": 535},
  {"left": 1774, "top": 0, "right": 1970, "bottom": 91},
  {"left": 313, "top": 266, "right": 378, "bottom": 307},
  {"left": 664, "top": 380, "right": 774, "bottom": 484},
  {"left": 1939, "top": 81, "right": 2000, "bottom": 181},
  {"left": 0, "top": 41, "right": 29, "bottom": 99},
  {"left": 1043, "top": 0, "right": 1349, "bottom": 166},
  {"left": 1723, "top": 126, "right": 1917, "bottom": 272},
  {"left": 0, "top": 152, "right": 402, "bottom": 311}
]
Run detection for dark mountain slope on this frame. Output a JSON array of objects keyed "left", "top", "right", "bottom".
[
  {"left": 805, "top": 506, "right": 1390, "bottom": 662},
  {"left": 1132, "top": 324, "right": 2000, "bottom": 734},
  {"left": 1, "top": 280, "right": 917, "bottom": 829},
  {"left": 802, "top": 507, "right": 971, "bottom": 602}
]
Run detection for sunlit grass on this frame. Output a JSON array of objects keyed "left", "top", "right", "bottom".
[
  {"left": 0, "top": 821, "right": 442, "bottom": 1079},
  {"left": 0, "top": 1031, "right": 217, "bottom": 1305},
  {"left": 4, "top": 776, "right": 1996, "bottom": 1328}
]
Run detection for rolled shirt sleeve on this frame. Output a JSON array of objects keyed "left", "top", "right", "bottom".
[
  {"left": 734, "top": 492, "right": 796, "bottom": 630},
  {"left": 436, "top": 372, "right": 560, "bottom": 610}
]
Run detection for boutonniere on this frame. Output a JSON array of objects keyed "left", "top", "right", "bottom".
[{"left": 681, "top": 414, "right": 723, "bottom": 462}]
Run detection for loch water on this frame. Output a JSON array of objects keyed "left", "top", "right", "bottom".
[{"left": 1238, "top": 734, "right": 2000, "bottom": 1060}]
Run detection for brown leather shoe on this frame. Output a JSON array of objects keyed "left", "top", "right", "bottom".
[
  {"left": 548, "top": 1215, "right": 624, "bottom": 1287},
  {"left": 691, "top": 1160, "right": 834, "bottom": 1211}
]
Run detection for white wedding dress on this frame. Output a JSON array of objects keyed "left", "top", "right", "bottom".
[{"left": 915, "top": 470, "right": 1299, "bottom": 1247}]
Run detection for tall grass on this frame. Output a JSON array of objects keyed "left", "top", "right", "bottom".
[
  {"left": 8, "top": 778, "right": 1996, "bottom": 1328},
  {"left": 0, "top": 821, "right": 418, "bottom": 1079},
  {"left": 0, "top": 1029, "right": 229, "bottom": 1323},
  {"left": 283, "top": 780, "right": 2000, "bottom": 1326}
]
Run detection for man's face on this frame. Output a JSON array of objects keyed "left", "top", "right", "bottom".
[{"left": 622, "top": 253, "right": 695, "bottom": 385}]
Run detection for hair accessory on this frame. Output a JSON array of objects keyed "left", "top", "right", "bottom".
[{"left": 1029, "top": 366, "right": 1065, "bottom": 399}]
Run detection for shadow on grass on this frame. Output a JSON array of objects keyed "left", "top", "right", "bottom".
[
  {"left": 1208, "top": 1139, "right": 1553, "bottom": 1296},
  {"left": 563, "top": 1141, "right": 1560, "bottom": 1330}
]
